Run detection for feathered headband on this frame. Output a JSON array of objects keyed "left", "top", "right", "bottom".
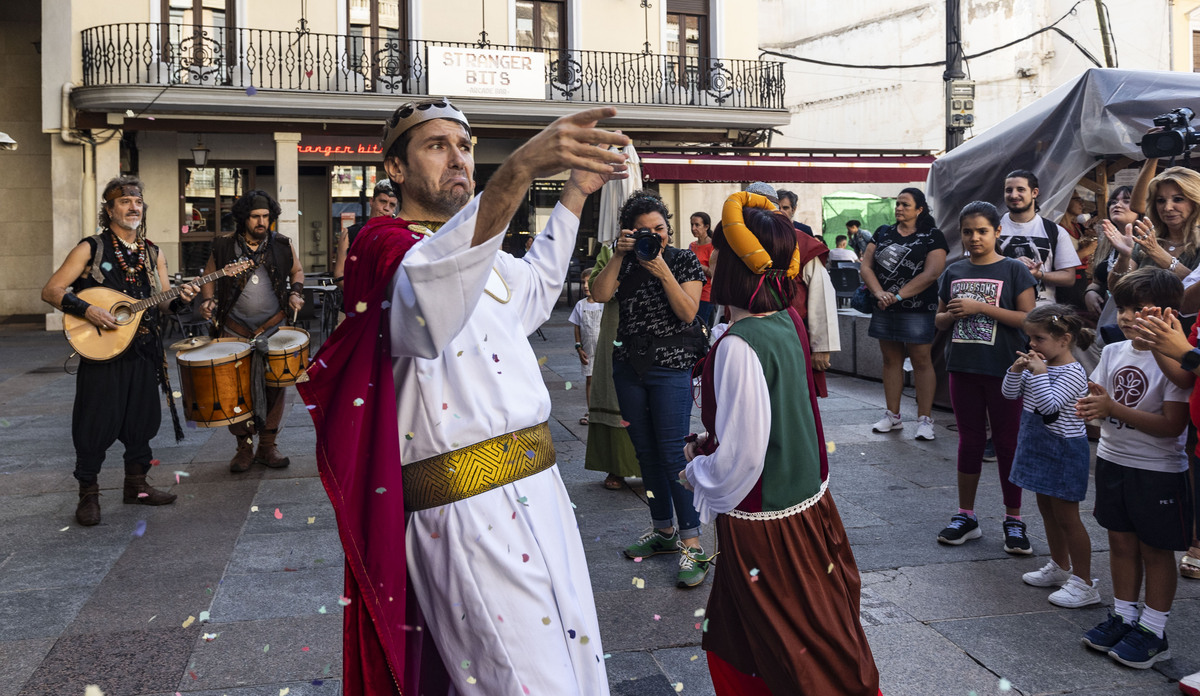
[{"left": 721, "top": 191, "right": 800, "bottom": 278}]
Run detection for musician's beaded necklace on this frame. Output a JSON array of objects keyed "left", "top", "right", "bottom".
[{"left": 110, "top": 231, "right": 147, "bottom": 284}]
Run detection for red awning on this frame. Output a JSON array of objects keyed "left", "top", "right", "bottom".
[{"left": 639, "top": 153, "right": 936, "bottom": 184}]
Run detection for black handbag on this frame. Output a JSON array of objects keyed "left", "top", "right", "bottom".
[{"left": 850, "top": 284, "right": 875, "bottom": 314}]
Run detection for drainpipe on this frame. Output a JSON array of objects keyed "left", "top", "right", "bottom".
[
  {"left": 1169, "top": 0, "right": 1176, "bottom": 71},
  {"left": 61, "top": 83, "right": 95, "bottom": 238}
]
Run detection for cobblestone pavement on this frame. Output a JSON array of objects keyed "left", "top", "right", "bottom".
[{"left": 0, "top": 309, "right": 1196, "bottom": 695}]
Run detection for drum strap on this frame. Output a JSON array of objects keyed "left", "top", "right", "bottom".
[{"left": 223, "top": 310, "right": 285, "bottom": 340}]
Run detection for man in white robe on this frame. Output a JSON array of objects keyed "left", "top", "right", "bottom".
[{"left": 381, "top": 99, "right": 628, "bottom": 694}]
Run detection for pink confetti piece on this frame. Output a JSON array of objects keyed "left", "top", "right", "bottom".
[
  {"left": 274, "top": 508, "right": 283, "bottom": 519},
  {"left": 522, "top": 686, "right": 530, "bottom": 694},
  {"left": 521, "top": 553, "right": 530, "bottom": 562},
  {"left": 138, "top": 492, "right": 149, "bottom": 498},
  {"left": 338, "top": 596, "right": 352, "bottom": 606},
  {"left": 150, "top": 459, "right": 160, "bottom": 466},
  {"left": 497, "top": 614, "right": 504, "bottom": 622},
  {"left": 633, "top": 557, "right": 643, "bottom": 563},
  {"left": 301, "top": 646, "right": 310, "bottom": 652},
  {"left": 492, "top": 354, "right": 500, "bottom": 362},
  {"left": 653, "top": 614, "right": 661, "bottom": 620}
]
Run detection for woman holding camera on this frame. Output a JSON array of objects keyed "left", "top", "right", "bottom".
[{"left": 591, "top": 190, "right": 711, "bottom": 589}]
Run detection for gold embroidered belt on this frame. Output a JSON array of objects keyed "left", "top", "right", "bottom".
[{"left": 403, "top": 422, "right": 556, "bottom": 511}]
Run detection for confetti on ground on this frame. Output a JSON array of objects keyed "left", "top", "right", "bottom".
[
  {"left": 375, "top": 487, "right": 387, "bottom": 494},
  {"left": 85, "top": 686, "right": 104, "bottom": 696},
  {"left": 250, "top": 505, "right": 259, "bottom": 512},
  {"left": 690, "top": 655, "right": 698, "bottom": 661},
  {"left": 826, "top": 441, "right": 836, "bottom": 453},
  {"left": 356, "top": 301, "right": 368, "bottom": 313},
  {"left": 693, "top": 609, "right": 705, "bottom": 617},
  {"left": 353, "top": 398, "right": 364, "bottom": 406},
  {"left": 564, "top": 381, "right": 572, "bottom": 390},
  {"left": 653, "top": 614, "right": 661, "bottom": 620},
  {"left": 338, "top": 596, "right": 352, "bottom": 606},
  {"left": 318, "top": 605, "right": 327, "bottom": 614},
  {"left": 999, "top": 678, "right": 1012, "bottom": 692},
  {"left": 198, "top": 610, "right": 210, "bottom": 622},
  {"left": 633, "top": 557, "right": 643, "bottom": 563},
  {"left": 202, "top": 632, "right": 218, "bottom": 641},
  {"left": 537, "top": 356, "right": 548, "bottom": 366},
  {"left": 542, "top": 616, "right": 551, "bottom": 625},
  {"left": 264, "top": 644, "right": 270, "bottom": 652},
  {"left": 182, "top": 615, "right": 196, "bottom": 628},
  {"left": 307, "top": 516, "right": 315, "bottom": 524},
  {"left": 0, "top": 419, "right": 9, "bottom": 427},
  {"left": 59, "top": 526, "right": 69, "bottom": 532},
  {"left": 702, "top": 619, "right": 709, "bottom": 631},
  {"left": 174, "top": 470, "right": 190, "bottom": 477},
  {"left": 132, "top": 520, "right": 147, "bottom": 537},
  {"left": 632, "top": 577, "right": 645, "bottom": 589},
  {"left": 674, "top": 683, "right": 684, "bottom": 693},
  {"left": 274, "top": 508, "right": 283, "bottom": 519}
]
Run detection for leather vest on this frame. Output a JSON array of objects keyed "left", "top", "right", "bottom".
[{"left": 210, "top": 231, "right": 294, "bottom": 331}]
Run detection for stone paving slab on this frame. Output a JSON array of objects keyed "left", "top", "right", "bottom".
[
  {"left": 0, "top": 639, "right": 54, "bottom": 696},
  {"left": 16, "top": 627, "right": 199, "bottom": 696},
  {"left": 209, "top": 568, "right": 344, "bottom": 623},
  {"left": 181, "top": 615, "right": 343, "bottom": 692}
]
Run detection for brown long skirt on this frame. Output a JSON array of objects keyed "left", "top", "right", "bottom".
[{"left": 703, "top": 489, "right": 879, "bottom": 695}]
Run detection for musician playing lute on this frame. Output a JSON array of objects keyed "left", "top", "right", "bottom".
[{"left": 42, "top": 175, "right": 198, "bottom": 526}]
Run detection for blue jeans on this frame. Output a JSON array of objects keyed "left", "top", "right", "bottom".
[{"left": 612, "top": 360, "right": 702, "bottom": 538}]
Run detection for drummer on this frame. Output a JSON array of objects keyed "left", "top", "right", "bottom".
[{"left": 198, "top": 190, "right": 305, "bottom": 472}]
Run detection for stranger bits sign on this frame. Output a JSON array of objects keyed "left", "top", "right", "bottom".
[{"left": 427, "top": 46, "right": 546, "bottom": 100}]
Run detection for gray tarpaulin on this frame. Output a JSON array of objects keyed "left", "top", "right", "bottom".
[{"left": 926, "top": 68, "right": 1200, "bottom": 249}]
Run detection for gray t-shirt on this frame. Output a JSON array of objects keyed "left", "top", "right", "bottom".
[
  {"left": 938, "top": 257, "right": 1037, "bottom": 377},
  {"left": 229, "top": 266, "right": 281, "bottom": 328}
]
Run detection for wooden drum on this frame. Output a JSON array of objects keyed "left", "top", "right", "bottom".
[
  {"left": 176, "top": 338, "right": 254, "bottom": 427},
  {"left": 264, "top": 326, "right": 310, "bottom": 387}
]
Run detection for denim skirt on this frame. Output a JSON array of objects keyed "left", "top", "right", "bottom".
[
  {"left": 1008, "top": 409, "right": 1091, "bottom": 502},
  {"left": 867, "top": 310, "right": 936, "bottom": 344}
]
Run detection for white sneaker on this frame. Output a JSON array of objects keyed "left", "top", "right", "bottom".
[
  {"left": 1023, "top": 560, "right": 1072, "bottom": 587},
  {"left": 1179, "top": 669, "right": 1200, "bottom": 696},
  {"left": 914, "top": 416, "right": 935, "bottom": 440},
  {"left": 871, "top": 411, "right": 902, "bottom": 433},
  {"left": 1048, "top": 576, "right": 1102, "bottom": 608}
]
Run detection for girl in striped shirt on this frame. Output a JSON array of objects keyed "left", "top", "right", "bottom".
[{"left": 1002, "top": 304, "right": 1098, "bottom": 608}]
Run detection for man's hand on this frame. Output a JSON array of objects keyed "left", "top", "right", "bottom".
[
  {"left": 288, "top": 293, "right": 304, "bottom": 315},
  {"left": 508, "top": 108, "right": 630, "bottom": 182},
  {"left": 198, "top": 299, "right": 215, "bottom": 320},
  {"left": 1075, "top": 381, "right": 1114, "bottom": 421},
  {"left": 562, "top": 141, "right": 629, "bottom": 212},
  {"left": 812, "top": 351, "right": 831, "bottom": 371},
  {"left": 84, "top": 304, "right": 119, "bottom": 330}
]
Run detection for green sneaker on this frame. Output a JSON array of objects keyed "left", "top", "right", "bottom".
[
  {"left": 624, "top": 529, "right": 680, "bottom": 559},
  {"left": 676, "top": 543, "right": 712, "bottom": 588}
]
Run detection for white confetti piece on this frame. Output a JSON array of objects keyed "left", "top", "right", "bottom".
[
  {"left": 250, "top": 505, "right": 259, "bottom": 512},
  {"left": 674, "top": 683, "right": 684, "bottom": 693},
  {"left": 59, "top": 526, "right": 69, "bottom": 532},
  {"left": 279, "top": 688, "right": 289, "bottom": 696},
  {"left": 353, "top": 398, "right": 364, "bottom": 406},
  {"left": 693, "top": 608, "right": 705, "bottom": 617},
  {"left": 172, "top": 391, "right": 182, "bottom": 398},
  {"left": 198, "top": 610, "right": 210, "bottom": 622},
  {"left": 85, "top": 686, "right": 105, "bottom": 696},
  {"left": 646, "top": 490, "right": 655, "bottom": 499},
  {"left": 999, "top": 678, "right": 1012, "bottom": 692}
]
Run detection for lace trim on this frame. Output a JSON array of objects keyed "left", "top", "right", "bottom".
[{"left": 724, "top": 478, "right": 828, "bottom": 521}]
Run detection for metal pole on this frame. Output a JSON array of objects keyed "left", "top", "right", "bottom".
[
  {"left": 944, "top": 0, "right": 965, "bottom": 151},
  {"left": 1094, "top": 0, "right": 1115, "bottom": 67}
]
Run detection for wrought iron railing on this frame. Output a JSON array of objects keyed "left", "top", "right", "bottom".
[{"left": 80, "top": 23, "right": 785, "bottom": 110}]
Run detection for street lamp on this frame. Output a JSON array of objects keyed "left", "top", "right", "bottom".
[
  {"left": 190, "top": 135, "right": 210, "bottom": 167},
  {"left": 0, "top": 131, "right": 16, "bottom": 151}
]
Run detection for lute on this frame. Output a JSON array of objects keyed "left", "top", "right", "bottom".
[{"left": 63, "top": 259, "right": 254, "bottom": 361}]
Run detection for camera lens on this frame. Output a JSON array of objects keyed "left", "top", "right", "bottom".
[{"left": 633, "top": 229, "right": 661, "bottom": 261}]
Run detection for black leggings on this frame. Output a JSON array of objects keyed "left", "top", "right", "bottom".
[{"left": 72, "top": 353, "right": 161, "bottom": 483}]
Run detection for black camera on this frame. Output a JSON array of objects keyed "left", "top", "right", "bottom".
[
  {"left": 632, "top": 228, "right": 663, "bottom": 262},
  {"left": 1140, "top": 107, "right": 1199, "bottom": 159}
]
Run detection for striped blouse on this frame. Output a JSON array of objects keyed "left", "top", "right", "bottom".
[{"left": 1001, "top": 362, "right": 1089, "bottom": 439}]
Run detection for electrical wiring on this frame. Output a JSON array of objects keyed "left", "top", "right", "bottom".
[{"left": 759, "top": 0, "right": 1100, "bottom": 70}]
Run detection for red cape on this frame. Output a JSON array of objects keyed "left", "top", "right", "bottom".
[{"left": 298, "top": 216, "right": 450, "bottom": 696}]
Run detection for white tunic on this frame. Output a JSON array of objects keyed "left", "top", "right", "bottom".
[{"left": 389, "top": 195, "right": 609, "bottom": 695}]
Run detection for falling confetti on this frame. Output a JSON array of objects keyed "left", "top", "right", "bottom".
[
  {"left": 274, "top": 508, "right": 283, "bottom": 519},
  {"left": 702, "top": 618, "right": 710, "bottom": 632},
  {"left": 461, "top": 660, "right": 471, "bottom": 669},
  {"left": 416, "top": 316, "right": 426, "bottom": 326},
  {"left": 338, "top": 596, "right": 352, "bottom": 606},
  {"left": 542, "top": 616, "right": 551, "bottom": 625},
  {"left": 492, "top": 354, "right": 500, "bottom": 363},
  {"left": 245, "top": 85, "right": 257, "bottom": 96},
  {"left": 405, "top": 432, "right": 414, "bottom": 440},
  {"left": 826, "top": 441, "right": 836, "bottom": 453},
  {"left": 150, "top": 459, "right": 160, "bottom": 466},
  {"left": 101, "top": 261, "right": 113, "bottom": 271},
  {"left": 521, "top": 553, "right": 530, "bottom": 563},
  {"left": 375, "top": 487, "right": 387, "bottom": 494},
  {"left": 516, "top": 496, "right": 528, "bottom": 504},
  {"left": 353, "top": 398, "right": 364, "bottom": 406},
  {"left": 749, "top": 568, "right": 760, "bottom": 576},
  {"left": 466, "top": 677, "right": 477, "bottom": 684},
  {"left": 646, "top": 491, "right": 655, "bottom": 499},
  {"left": 580, "top": 636, "right": 590, "bottom": 645},
  {"left": 356, "top": 301, "right": 368, "bottom": 313},
  {"left": 132, "top": 520, "right": 147, "bottom": 537},
  {"left": 613, "top": 340, "right": 622, "bottom": 347},
  {"left": 172, "top": 391, "right": 182, "bottom": 398},
  {"left": 827, "top": 563, "right": 834, "bottom": 574},
  {"left": 537, "top": 356, "right": 548, "bottom": 366},
  {"left": 182, "top": 615, "right": 196, "bottom": 628},
  {"left": 564, "top": 381, "right": 572, "bottom": 390}
]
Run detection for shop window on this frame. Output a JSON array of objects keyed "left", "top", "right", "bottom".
[
  {"left": 180, "top": 165, "right": 250, "bottom": 275},
  {"left": 666, "top": 0, "right": 709, "bottom": 87},
  {"left": 1194, "top": 31, "right": 1200, "bottom": 72},
  {"left": 348, "top": 0, "right": 408, "bottom": 91},
  {"left": 515, "top": 0, "right": 565, "bottom": 51},
  {"left": 330, "top": 165, "right": 389, "bottom": 264}
]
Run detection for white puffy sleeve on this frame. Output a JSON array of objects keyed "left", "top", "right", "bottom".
[
  {"left": 684, "top": 334, "right": 771, "bottom": 524},
  {"left": 389, "top": 195, "right": 504, "bottom": 359},
  {"left": 498, "top": 202, "right": 581, "bottom": 335},
  {"left": 804, "top": 259, "right": 841, "bottom": 352}
]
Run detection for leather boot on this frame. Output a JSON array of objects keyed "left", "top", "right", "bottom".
[
  {"left": 230, "top": 435, "right": 255, "bottom": 473},
  {"left": 76, "top": 482, "right": 101, "bottom": 526},
  {"left": 123, "top": 474, "right": 177, "bottom": 505},
  {"left": 255, "top": 429, "right": 290, "bottom": 469}
]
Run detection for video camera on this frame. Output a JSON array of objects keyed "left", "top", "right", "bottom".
[
  {"left": 1140, "top": 107, "right": 1199, "bottom": 159},
  {"left": 632, "top": 228, "right": 663, "bottom": 262}
]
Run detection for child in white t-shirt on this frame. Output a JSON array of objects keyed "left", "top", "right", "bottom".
[
  {"left": 568, "top": 269, "right": 604, "bottom": 425},
  {"left": 1075, "top": 267, "right": 1193, "bottom": 669}
]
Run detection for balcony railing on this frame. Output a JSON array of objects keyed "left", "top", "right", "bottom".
[{"left": 80, "top": 23, "right": 785, "bottom": 110}]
